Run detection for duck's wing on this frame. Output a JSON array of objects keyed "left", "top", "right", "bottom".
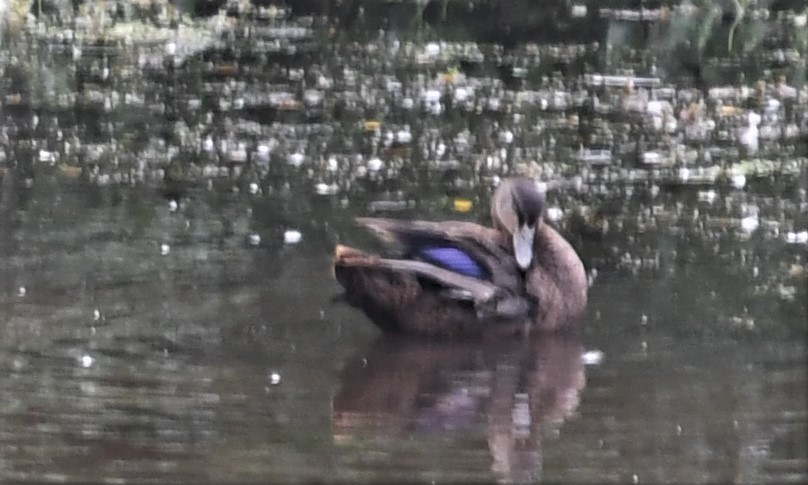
[
  {"left": 334, "top": 245, "right": 531, "bottom": 321},
  {"left": 335, "top": 245, "right": 497, "bottom": 302},
  {"left": 355, "top": 217, "right": 520, "bottom": 284}
]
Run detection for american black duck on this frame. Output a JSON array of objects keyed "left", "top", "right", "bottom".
[{"left": 333, "top": 178, "right": 587, "bottom": 337}]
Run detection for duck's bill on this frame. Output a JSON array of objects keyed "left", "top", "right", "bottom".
[{"left": 513, "top": 225, "right": 534, "bottom": 270}]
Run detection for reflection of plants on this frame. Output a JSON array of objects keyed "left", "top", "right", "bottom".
[
  {"left": 651, "top": 0, "right": 774, "bottom": 84},
  {"left": 727, "top": 0, "right": 745, "bottom": 51},
  {"left": 663, "top": 0, "right": 769, "bottom": 55},
  {"left": 3, "top": 0, "right": 33, "bottom": 33}
]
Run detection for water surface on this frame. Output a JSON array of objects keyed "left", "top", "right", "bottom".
[{"left": 1, "top": 0, "right": 806, "bottom": 482}]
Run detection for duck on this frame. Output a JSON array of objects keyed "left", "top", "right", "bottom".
[{"left": 333, "top": 178, "right": 587, "bottom": 337}]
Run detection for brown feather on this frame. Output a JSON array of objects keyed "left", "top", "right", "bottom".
[{"left": 333, "top": 179, "right": 588, "bottom": 337}]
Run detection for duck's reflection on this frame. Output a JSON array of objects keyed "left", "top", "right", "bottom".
[{"left": 332, "top": 333, "right": 585, "bottom": 482}]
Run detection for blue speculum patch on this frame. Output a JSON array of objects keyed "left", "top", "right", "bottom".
[{"left": 418, "top": 247, "right": 485, "bottom": 279}]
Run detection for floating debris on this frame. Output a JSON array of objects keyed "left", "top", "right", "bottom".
[
  {"left": 730, "top": 174, "right": 747, "bottom": 190},
  {"left": 581, "top": 350, "right": 605, "bottom": 366},
  {"left": 367, "top": 157, "right": 384, "bottom": 172},
  {"left": 287, "top": 153, "right": 305, "bottom": 167},
  {"left": 452, "top": 198, "right": 473, "bottom": 213},
  {"left": 284, "top": 230, "right": 302, "bottom": 245},
  {"left": 546, "top": 206, "right": 564, "bottom": 222},
  {"left": 585, "top": 74, "right": 661, "bottom": 88},
  {"left": 369, "top": 200, "right": 413, "bottom": 212},
  {"left": 79, "top": 354, "right": 95, "bottom": 369},
  {"left": 785, "top": 231, "right": 808, "bottom": 245},
  {"left": 740, "top": 213, "right": 760, "bottom": 234},
  {"left": 698, "top": 190, "right": 718, "bottom": 204},
  {"left": 315, "top": 182, "right": 339, "bottom": 195},
  {"left": 577, "top": 148, "right": 612, "bottom": 165}
]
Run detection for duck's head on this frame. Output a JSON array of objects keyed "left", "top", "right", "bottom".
[{"left": 491, "top": 178, "right": 545, "bottom": 270}]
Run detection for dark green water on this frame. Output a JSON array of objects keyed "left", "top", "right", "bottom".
[{"left": 0, "top": 0, "right": 806, "bottom": 482}]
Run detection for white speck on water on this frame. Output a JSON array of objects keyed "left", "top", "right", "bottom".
[
  {"left": 587, "top": 268, "right": 598, "bottom": 288},
  {"left": 640, "top": 314, "right": 649, "bottom": 326},
  {"left": 287, "top": 152, "right": 305, "bottom": 167},
  {"left": 168, "top": 199, "right": 178, "bottom": 212},
  {"left": 248, "top": 182, "right": 260, "bottom": 194},
  {"left": 731, "top": 173, "right": 746, "bottom": 189},
  {"left": 315, "top": 182, "right": 338, "bottom": 195},
  {"left": 546, "top": 206, "right": 563, "bottom": 222},
  {"left": 17, "top": 286, "right": 26, "bottom": 297},
  {"left": 269, "top": 372, "right": 281, "bottom": 385},
  {"left": 160, "top": 243, "right": 171, "bottom": 255},
  {"left": 741, "top": 215, "right": 759, "bottom": 234},
  {"left": 454, "top": 87, "right": 470, "bottom": 102},
  {"left": 582, "top": 350, "right": 604, "bottom": 366},
  {"left": 571, "top": 4, "right": 587, "bottom": 18},
  {"left": 422, "top": 89, "right": 441, "bottom": 104},
  {"left": 642, "top": 151, "right": 661, "bottom": 164},
  {"left": 739, "top": 112, "right": 761, "bottom": 153},
  {"left": 284, "top": 230, "right": 302, "bottom": 244},
  {"left": 698, "top": 190, "right": 717, "bottom": 204},
  {"left": 676, "top": 424, "right": 683, "bottom": 435},
  {"left": 367, "top": 157, "right": 384, "bottom": 172},
  {"left": 424, "top": 42, "right": 440, "bottom": 57},
  {"left": 785, "top": 230, "right": 808, "bottom": 244},
  {"left": 255, "top": 144, "right": 271, "bottom": 163},
  {"left": 395, "top": 129, "right": 412, "bottom": 144},
  {"left": 632, "top": 474, "right": 639, "bottom": 484},
  {"left": 498, "top": 130, "right": 514, "bottom": 144},
  {"left": 39, "top": 149, "right": 57, "bottom": 163},
  {"left": 80, "top": 354, "right": 95, "bottom": 368},
  {"left": 248, "top": 234, "right": 261, "bottom": 246},
  {"left": 93, "top": 309, "right": 101, "bottom": 321}
]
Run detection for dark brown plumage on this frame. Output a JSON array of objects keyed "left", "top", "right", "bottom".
[{"left": 333, "top": 178, "right": 587, "bottom": 337}]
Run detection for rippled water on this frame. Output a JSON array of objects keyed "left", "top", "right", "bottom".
[
  {"left": 1, "top": 171, "right": 805, "bottom": 483},
  {"left": 1, "top": 0, "right": 807, "bottom": 483}
]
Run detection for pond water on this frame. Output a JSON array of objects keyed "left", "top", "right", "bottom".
[{"left": 0, "top": 0, "right": 806, "bottom": 483}]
